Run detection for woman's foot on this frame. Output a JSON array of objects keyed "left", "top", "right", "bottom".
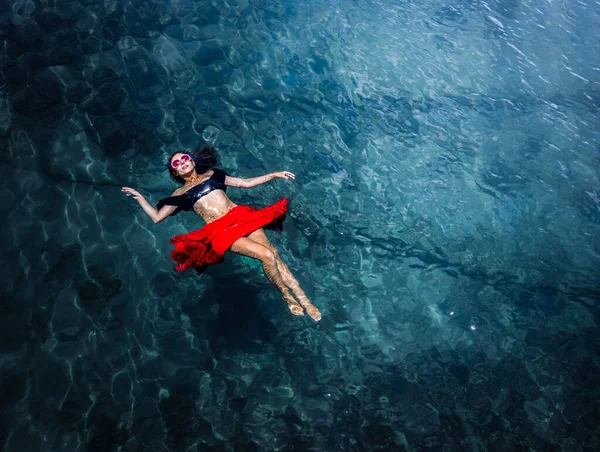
[
  {"left": 296, "top": 295, "right": 321, "bottom": 322},
  {"left": 282, "top": 289, "right": 304, "bottom": 316}
]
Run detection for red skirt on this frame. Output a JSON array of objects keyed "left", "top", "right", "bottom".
[{"left": 169, "top": 198, "right": 288, "bottom": 273}]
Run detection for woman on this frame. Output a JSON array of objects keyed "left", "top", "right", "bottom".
[{"left": 122, "top": 145, "right": 321, "bottom": 321}]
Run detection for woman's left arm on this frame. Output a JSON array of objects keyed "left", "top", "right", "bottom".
[{"left": 225, "top": 171, "right": 295, "bottom": 189}]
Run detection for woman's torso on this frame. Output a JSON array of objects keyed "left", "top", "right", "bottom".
[
  {"left": 177, "top": 170, "right": 237, "bottom": 223},
  {"left": 193, "top": 190, "right": 237, "bottom": 223}
]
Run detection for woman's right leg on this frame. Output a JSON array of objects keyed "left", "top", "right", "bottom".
[
  {"left": 246, "top": 229, "right": 321, "bottom": 322},
  {"left": 229, "top": 237, "right": 304, "bottom": 316}
]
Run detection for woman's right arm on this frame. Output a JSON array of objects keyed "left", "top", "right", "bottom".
[{"left": 122, "top": 187, "right": 177, "bottom": 224}]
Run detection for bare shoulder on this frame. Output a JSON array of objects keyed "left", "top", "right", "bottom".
[{"left": 172, "top": 186, "right": 186, "bottom": 196}]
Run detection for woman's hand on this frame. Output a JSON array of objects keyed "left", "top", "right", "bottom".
[
  {"left": 273, "top": 171, "right": 295, "bottom": 181},
  {"left": 122, "top": 187, "right": 143, "bottom": 199}
]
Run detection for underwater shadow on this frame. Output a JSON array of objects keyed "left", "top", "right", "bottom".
[{"left": 202, "top": 272, "right": 279, "bottom": 356}]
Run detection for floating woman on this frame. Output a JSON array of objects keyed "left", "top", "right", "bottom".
[{"left": 122, "top": 145, "right": 321, "bottom": 321}]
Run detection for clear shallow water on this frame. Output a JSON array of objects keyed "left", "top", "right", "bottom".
[{"left": 1, "top": 0, "right": 599, "bottom": 450}]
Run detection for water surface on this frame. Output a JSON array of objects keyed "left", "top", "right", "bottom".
[{"left": 1, "top": 0, "right": 599, "bottom": 450}]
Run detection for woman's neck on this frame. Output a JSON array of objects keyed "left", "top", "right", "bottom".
[
  {"left": 183, "top": 172, "right": 201, "bottom": 184},
  {"left": 183, "top": 173, "right": 201, "bottom": 185}
]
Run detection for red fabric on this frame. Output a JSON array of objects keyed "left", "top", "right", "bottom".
[{"left": 169, "top": 198, "right": 288, "bottom": 273}]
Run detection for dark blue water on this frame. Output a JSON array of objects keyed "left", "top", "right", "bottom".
[{"left": 1, "top": 0, "right": 599, "bottom": 450}]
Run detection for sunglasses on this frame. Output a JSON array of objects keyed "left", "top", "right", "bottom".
[{"left": 171, "top": 154, "right": 191, "bottom": 169}]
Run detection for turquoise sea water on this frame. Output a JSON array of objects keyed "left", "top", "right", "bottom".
[{"left": 1, "top": 0, "right": 599, "bottom": 450}]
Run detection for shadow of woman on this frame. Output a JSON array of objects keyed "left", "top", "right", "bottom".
[{"left": 200, "top": 271, "right": 280, "bottom": 357}]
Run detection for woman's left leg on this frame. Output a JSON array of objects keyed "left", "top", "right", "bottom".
[
  {"left": 246, "top": 229, "right": 321, "bottom": 321},
  {"left": 229, "top": 237, "right": 304, "bottom": 316}
]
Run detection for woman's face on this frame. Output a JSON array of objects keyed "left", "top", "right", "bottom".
[{"left": 170, "top": 153, "right": 195, "bottom": 175}]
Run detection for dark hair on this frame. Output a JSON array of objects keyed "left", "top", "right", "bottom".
[{"left": 167, "top": 144, "right": 218, "bottom": 184}]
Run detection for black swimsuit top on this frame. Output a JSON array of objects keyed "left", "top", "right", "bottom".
[{"left": 156, "top": 168, "right": 228, "bottom": 215}]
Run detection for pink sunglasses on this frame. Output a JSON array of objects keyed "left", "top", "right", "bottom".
[{"left": 171, "top": 154, "right": 191, "bottom": 169}]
